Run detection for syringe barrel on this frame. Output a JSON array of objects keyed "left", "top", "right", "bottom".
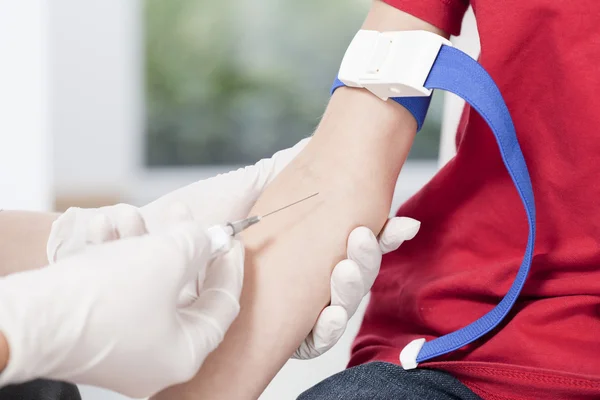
[{"left": 227, "top": 216, "right": 261, "bottom": 235}]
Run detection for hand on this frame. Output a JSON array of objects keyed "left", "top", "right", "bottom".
[
  {"left": 46, "top": 138, "right": 420, "bottom": 359},
  {"left": 46, "top": 138, "right": 311, "bottom": 264},
  {"left": 293, "top": 216, "right": 419, "bottom": 359},
  {"left": 56, "top": 207, "right": 420, "bottom": 361},
  {"left": 0, "top": 223, "right": 243, "bottom": 398}
]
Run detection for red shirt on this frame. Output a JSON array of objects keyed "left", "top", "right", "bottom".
[{"left": 350, "top": 1, "right": 600, "bottom": 399}]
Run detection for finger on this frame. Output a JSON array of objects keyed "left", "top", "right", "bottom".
[
  {"left": 86, "top": 214, "right": 118, "bottom": 245},
  {"left": 48, "top": 207, "right": 89, "bottom": 262},
  {"left": 181, "top": 240, "right": 244, "bottom": 351},
  {"left": 330, "top": 259, "right": 365, "bottom": 318},
  {"left": 293, "top": 306, "right": 347, "bottom": 360},
  {"left": 111, "top": 204, "right": 147, "bottom": 239},
  {"left": 293, "top": 340, "right": 314, "bottom": 360},
  {"left": 86, "top": 204, "right": 146, "bottom": 245},
  {"left": 178, "top": 281, "right": 199, "bottom": 308},
  {"left": 309, "top": 306, "right": 348, "bottom": 356},
  {"left": 200, "top": 239, "right": 244, "bottom": 299},
  {"left": 378, "top": 217, "right": 421, "bottom": 254},
  {"left": 165, "top": 222, "right": 214, "bottom": 285},
  {"left": 172, "top": 220, "right": 230, "bottom": 308},
  {"left": 347, "top": 227, "right": 381, "bottom": 294}
]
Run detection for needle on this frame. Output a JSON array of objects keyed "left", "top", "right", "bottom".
[
  {"left": 261, "top": 192, "right": 319, "bottom": 219},
  {"left": 224, "top": 192, "right": 320, "bottom": 235}
]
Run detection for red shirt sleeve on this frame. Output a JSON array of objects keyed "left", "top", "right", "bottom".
[{"left": 383, "top": 0, "right": 469, "bottom": 36}]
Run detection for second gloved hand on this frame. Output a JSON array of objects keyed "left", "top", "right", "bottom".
[
  {"left": 0, "top": 223, "right": 243, "bottom": 398},
  {"left": 293, "top": 216, "right": 419, "bottom": 359}
]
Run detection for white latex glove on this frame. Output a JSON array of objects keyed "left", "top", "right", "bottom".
[
  {"left": 47, "top": 138, "right": 421, "bottom": 359},
  {"left": 0, "top": 223, "right": 243, "bottom": 398},
  {"left": 293, "top": 216, "right": 419, "bottom": 359}
]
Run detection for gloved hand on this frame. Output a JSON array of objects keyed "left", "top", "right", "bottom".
[
  {"left": 47, "top": 138, "right": 421, "bottom": 359},
  {"left": 293, "top": 216, "right": 419, "bottom": 359},
  {"left": 0, "top": 223, "right": 243, "bottom": 398},
  {"left": 46, "top": 138, "right": 312, "bottom": 262}
]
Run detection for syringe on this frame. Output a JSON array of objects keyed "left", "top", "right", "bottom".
[{"left": 207, "top": 192, "right": 319, "bottom": 256}]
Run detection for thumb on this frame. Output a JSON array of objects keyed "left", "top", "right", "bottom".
[{"left": 180, "top": 240, "right": 244, "bottom": 355}]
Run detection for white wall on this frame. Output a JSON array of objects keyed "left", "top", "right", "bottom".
[
  {"left": 0, "top": 0, "right": 52, "bottom": 210},
  {"left": 49, "top": 0, "right": 141, "bottom": 199},
  {"left": 438, "top": 7, "right": 480, "bottom": 167}
]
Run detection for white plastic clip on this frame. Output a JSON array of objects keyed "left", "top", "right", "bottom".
[
  {"left": 399, "top": 338, "right": 426, "bottom": 370},
  {"left": 338, "top": 30, "right": 452, "bottom": 100}
]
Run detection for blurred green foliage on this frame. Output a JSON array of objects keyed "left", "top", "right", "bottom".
[{"left": 145, "top": 0, "right": 441, "bottom": 166}]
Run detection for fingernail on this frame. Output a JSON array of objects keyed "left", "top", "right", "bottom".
[{"left": 399, "top": 218, "right": 421, "bottom": 240}]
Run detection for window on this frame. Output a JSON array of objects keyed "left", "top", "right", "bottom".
[{"left": 145, "top": 0, "right": 442, "bottom": 166}]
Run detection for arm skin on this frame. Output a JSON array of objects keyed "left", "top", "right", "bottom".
[
  {"left": 0, "top": 211, "right": 58, "bottom": 277},
  {"left": 154, "top": 2, "right": 449, "bottom": 399},
  {"left": 0, "top": 333, "right": 7, "bottom": 373},
  {"left": 0, "top": 211, "right": 57, "bottom": 373}
]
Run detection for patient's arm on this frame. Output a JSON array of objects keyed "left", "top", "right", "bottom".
[
  {"left": 0, "top": 211, "right": 58, "bottom": 276},
  {"left": 154, "top": 2, "right": 448, "bottom": 399}
]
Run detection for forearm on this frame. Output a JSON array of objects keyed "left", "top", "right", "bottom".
[
  {"left": 0, "top": 332, "right": 7, "bottom": 374},
  {"left": 154, "top": 2, "right": 447, "bottom": 399},
  {"left": 0, "top": 211, "right": 58, "bottom": 276}
]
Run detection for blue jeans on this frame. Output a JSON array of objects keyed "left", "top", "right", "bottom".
[
  {"left": 298, "top": 362, "right": 481, "bottom": 400},
  {"left": 0, "top": 379, "right": 81, "bottom": 400}
]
